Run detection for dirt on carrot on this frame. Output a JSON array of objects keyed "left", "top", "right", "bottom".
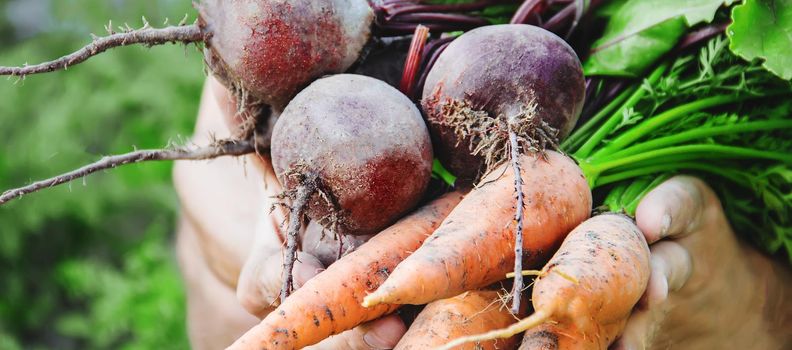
[
  {"left": 438, "top": 213, "right": 650, "bottom": 350},
  {"left": 226, "top": 191, "right": 464, "bottom": 350},
  {"left": 363, "top": 151, "right": 592, "bottom": 307},
  {"left": 395, "top": 290, "right": 524, "bottom": 350}
]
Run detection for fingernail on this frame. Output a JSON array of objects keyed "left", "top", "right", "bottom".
[
  {"left": 363, "top": 327, "right": 398, "bottom": 350},
  {"left": 659, "top": 213, "right": 671, "bottom": 238},
  {"left": 293, "top": 264, "right": 323, "bottom": 288}
]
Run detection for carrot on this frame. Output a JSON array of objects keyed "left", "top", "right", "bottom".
[
  {"left": 226, "top": 191, "right": 464, "bottom": 350},
  {"left": 518, "top": 321, "right": 626, "bottom": 350},
  {"left": 437, "top": 213, "right": 651, "bottom": 350},
  {"left": 395, "top": 290, "right": 524, "bottom": 350},
  {"left": 362, "top": 151, "right": 592, "bottom": 307}
]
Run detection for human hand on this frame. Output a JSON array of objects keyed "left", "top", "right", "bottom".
[
  {"left": 612, "top": 176, "right": 791, "bottom": 349},
  {"left": 175, "top": 77, "right": 406, "bottom": 350}
]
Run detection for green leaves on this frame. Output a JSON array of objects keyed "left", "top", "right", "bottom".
[
  {"left": 572, "top": 36, "right": 792, "bottom": 261},
  {"left": 728, "top": 0, "right": 792, "bottom": 80},
  {"left": 584, "top": 0, "right": 735, "bottom": 77}
]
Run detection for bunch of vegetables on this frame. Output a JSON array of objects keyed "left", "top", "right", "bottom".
[{"left": 0, "top": 0, "right": 789, "bottom": 349}]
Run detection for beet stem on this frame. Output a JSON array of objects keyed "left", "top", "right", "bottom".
[
  {"left": 280, "top": 178, "right": 316, "bottom": 302},
  {"left": 382, "top": 0, "right": 503, "bottom": 18},
  {"left": 390, "top": 12, "right": 490, "bottom": 26},
  {"left": 542, "top": 2, "right": 576, "bottom": 34},
  {"left": 400, "top": 25, "right": 429, "bottom": 97},
  {"left": 0, "top": 137, "right": 255, "bottom": 205},
  {"left": 508, "top": 125, "right": 526, "bottom": 315},
  {"left": 414, "top": 39, "right": 452, "bottom": 97},
  {"left": 510, "top": 0, "right": 544, "bottom": 24},
  {"left": 0, "top": 23, "right": 205, "bottom": 77}
]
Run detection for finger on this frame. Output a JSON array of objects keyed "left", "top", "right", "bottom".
[
  {"left": 635, "top": 176, "right": 709, "bottom": 244},
  {"left": 208, "top": 75, "right": 242, "bottom": 130},
  {"left": 305, "top": 314, "right": 407, "bottom": 350},
  {"left": 237, "top": 250, "right": 324, "bottom": 318},
  {"left": 637, "top": 241, "right": 693, "bottom": 310},
  {"left": 614, "top": 241, "right": 693, "bottom": 350},
  {"left": 303, "top": 220, "right": 374, "bottom": 267},
  {"left": 610, "top": 306, "right": 660, "bottom": 350}
]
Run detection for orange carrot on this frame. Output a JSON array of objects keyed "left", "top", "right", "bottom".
[
  {"left": 518, "top": 320, "right": 626, "bottom": 350},
  {"left": 363, "top": 151, "right": 592, "bottom": 307},
  {"left": 227, "top": 191, "right": 464, "bottom": 350},
  {"left": 395, "top": 290, "right": 524, "bottom": 350},
  {"left": 438, "top": 213, "right": 651, "bottom": 350}
]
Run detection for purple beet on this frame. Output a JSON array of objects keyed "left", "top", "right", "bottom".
[{"left": 422, "top": 24, "right": 586, "bottom": 184}]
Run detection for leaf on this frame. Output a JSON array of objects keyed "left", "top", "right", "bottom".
[
  {"left": 727, "top": 0, "right": 792, "bottom": 80},
  {"left": 584, "top": 0, "right": 735, "bottom": 77}
]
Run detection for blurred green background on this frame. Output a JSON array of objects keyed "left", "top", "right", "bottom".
[{"left": 0, "top": 0, "right": 205, "bottom": 348}]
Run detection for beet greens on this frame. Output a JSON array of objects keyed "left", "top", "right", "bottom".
[{"left": 564, "top": 36, "right": 792, "bottom": 261}]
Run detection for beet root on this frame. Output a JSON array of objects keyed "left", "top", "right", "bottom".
[
  {"left": 422, "top": 24, "right": 586, "bottom": 184},
  {"left": 271, "top": 74, "right": 432, "bottom": 298},
  {"left": 199, "top": 0, "right": 374, "bottom": 111}
]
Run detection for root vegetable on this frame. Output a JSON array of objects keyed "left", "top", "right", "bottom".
[
  {"left": 198, "top": 0, "right": 374, "bottom": 110},
  {"left": 395, "top": 290, "right": 524, "bottom": 350},
  {"left": 270, "top": 74, "right": 432, "bottom": 299},
  {"left": 517, "top": 321, "right": 625, "bottom": 349},
  {"left": 1, "top": 0, "right": 498, "bottom": 112},
  {"left": 227, "top": 191, "right": 464, "bottom": 350},
  {"left": 362, "top": 151, "right": 591, "bottom": 307},
  {"left": 422, "top": 24, "right": 585, "bottom": 184},
  {"left": 420, "top": 24, "right": 586, "bottom": 312},
  {"left": 438, "top": 214, "right": 651, "bottom": 350}
]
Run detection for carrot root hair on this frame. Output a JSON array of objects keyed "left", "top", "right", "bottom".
[{"left": 436, "top": 309, "right": 551, "bottom": 350}]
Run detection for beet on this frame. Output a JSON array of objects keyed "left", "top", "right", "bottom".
[
  {"left": 422, "top": 24, "right": 586, "bottom": 184},
  {"left": 270, "top": 74, "right": 432, "bottom": 299},
  {"left": 2, "top": 1, "right": 498, "bottom": 140},
  {"left": 198, "top": 0, "right": 374, "bottom": 110}
]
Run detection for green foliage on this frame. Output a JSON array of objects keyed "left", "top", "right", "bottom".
[
  {"left": 567, "top": 36, "right": 792, "bottom": 261},
  {"left": 584, "top": 0, "right": 735, "bottom": 77},
  {"left": 0, "top": 0, "right": 204, "bottom": 348},
  {"left": 728, "top": 0, "right": 792, "bottom": 80}
]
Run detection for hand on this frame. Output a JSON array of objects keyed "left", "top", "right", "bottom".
[
  {"left": 174, "top": 77, "right": 406, "bottom": 350},
  {"left": 612, "top": 176, "right": 792, "bottom": 349}
]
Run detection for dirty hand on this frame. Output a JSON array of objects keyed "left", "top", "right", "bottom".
[
  {"left": 175, "top": 77, "right": 406, "bottom": 350},
  {"left": 612, "top": 176, "right": 791, "bottom": 350}
]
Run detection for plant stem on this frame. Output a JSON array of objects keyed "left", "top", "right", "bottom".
[
  {"left": 589, "top": 94, "right": 767, "bottom": 159},
  {"left": 562, "top": 85, "right": 637, "bottom": 151},
  {"left": 595, "top": 161, "right": 748, "bottom": 187},
  {"left": 590, "top": 144, "right": 792, "bottom": 176},
  {"left": 573, "top": 64, "right": 668, "bottom": 159},
  {"left": 598, "top": 120, "right": 792, "bottom": 161}
]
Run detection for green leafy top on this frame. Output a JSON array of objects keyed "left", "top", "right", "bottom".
[
  {"left": 727, "top": 0, "right": 792, "bottom": 80},
  {"left": 584, "top": 0, "right": 735, "bottom": 77},
  {"left": 567, "top": 36, "right": 792, "bottom": 261}
]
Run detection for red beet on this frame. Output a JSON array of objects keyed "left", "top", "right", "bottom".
[
  {"left": 422, "top": 24, "right": 586, "bottom": 184},
  {"left": 199, "top": 0, "right": 374, "bottom": 110},
  {"left": 270, "top": 73, "right": 432, "bottom": 299}
]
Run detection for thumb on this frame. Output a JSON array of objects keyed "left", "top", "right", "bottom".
[{"left": 635, "top": 176, "right": 715, "bottom": 244}]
